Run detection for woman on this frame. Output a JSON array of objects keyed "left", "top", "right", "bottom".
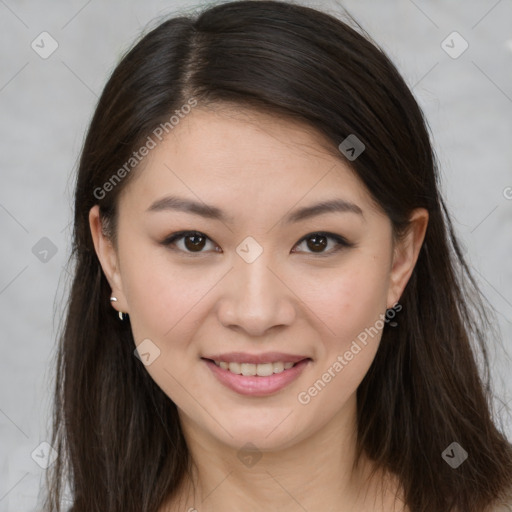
[{"left": 43, "top": 1, "right": 512, "bottom": 511}]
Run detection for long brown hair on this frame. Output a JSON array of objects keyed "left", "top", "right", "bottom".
[{"left": 43, "top": 1, "right": 512, "bottom": 510}]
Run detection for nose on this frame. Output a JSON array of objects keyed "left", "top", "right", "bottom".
[{"left": 216, "top": 251, "right": 296, "bottom": 337}]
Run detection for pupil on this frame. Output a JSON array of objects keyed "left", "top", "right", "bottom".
[
  {"left": 307, "top": 234, "right": 327, "bottom": 252},
  {"left": 185, "top": 234, "right": 205, "bottom": 251}
]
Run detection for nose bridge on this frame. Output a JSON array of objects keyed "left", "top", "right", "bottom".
[
  {"left": 235, "top": 234, "right": 277, "bottom": 296},
  {"left": 218, "top": 243, "right": 295, "bottom": 334},
  {"left": 238, "top": 250, "right": 275, "bottom": 298}
]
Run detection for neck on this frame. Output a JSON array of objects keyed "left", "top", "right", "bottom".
[{"left": 162, "top": 395, "right": 405, "bottom": 512}]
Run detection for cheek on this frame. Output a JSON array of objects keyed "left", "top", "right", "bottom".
[
  {"left": 124, "top": 264, "right": 210, "bottom": 342},
  {"left": 293, "top": 256, "right": 390, "bottom": 349},
  {"left": 118, "top": 238, "right": 212, "bottom": 347},
  {"left": 121, "top": 255, "right": 215, "bottom": 413},
  {"left": 294, "top": 262, "right": 389, "bottom": 418}
]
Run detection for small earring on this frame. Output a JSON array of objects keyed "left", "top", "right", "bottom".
[
  {"left": 385, "top": 307, "right": 399, "bottom": 327},
  {"left": 110, "top": 296, "right": 127, "bottom": 321}
]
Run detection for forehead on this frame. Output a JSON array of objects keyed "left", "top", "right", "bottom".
[
  {"left": 118, "top": 105, "right": 378, "bottom": 220},
  {"left": 172, "top": 103, "right": 340, "bottom": 160}
]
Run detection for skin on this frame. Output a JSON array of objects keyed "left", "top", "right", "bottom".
[{"left": 89, "top": 104, "right": 428, "bottom": 512}]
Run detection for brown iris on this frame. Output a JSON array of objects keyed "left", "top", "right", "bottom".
[
  {"left": 184, "top": 233, "right": 207, "bottom": 252},
  {"left": 305, "top": 234, "right": 328, "bottom": 252}
]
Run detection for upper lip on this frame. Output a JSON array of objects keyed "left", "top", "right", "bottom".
[{"left": 202, "top": 352, "right": 311, "bottom": 364}]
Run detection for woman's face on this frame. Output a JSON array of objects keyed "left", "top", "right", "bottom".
[{"left": 90, "top": 105, "right": 427, "bottom": 452}]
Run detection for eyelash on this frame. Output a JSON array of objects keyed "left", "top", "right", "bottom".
[{"left": 160, "top": 230, "right": 354, "bottom": 257}]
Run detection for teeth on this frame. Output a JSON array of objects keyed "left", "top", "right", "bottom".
[
  {"left": 273, "top": 362, "right": 284, "bottom": 373},
  {"left": 212, "top": 360, "right": 299, "bottom": 376}
]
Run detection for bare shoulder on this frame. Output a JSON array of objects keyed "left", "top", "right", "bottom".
[
  {"left": 490, "top": 503, "right": 512, "bottom": 512},
  {"left": 157, "top": 488, "right": 196, "bottom": 512},
  {"left": 487, "top": 488, "right": 512, "bottom": 512}
]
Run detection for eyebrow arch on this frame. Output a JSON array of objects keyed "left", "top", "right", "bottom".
[
  {"left": 146, "top": 195, "right": 231, "bottom": 222},
  {"left": 284, "top": 199, "right": 364, "bottom": 223},
  {"left": 146, "top": 195, "right": 364, "bottom": 223}
]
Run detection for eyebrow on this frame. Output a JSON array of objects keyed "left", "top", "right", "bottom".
[{"left": 146, "top": 195, "right": 364, "bottom": 223}]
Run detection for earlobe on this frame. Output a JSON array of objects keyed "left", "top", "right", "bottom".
[
  {"left": 387, "top": 208, "right": 429, "bottom": 308},
  {"left": 88, "top": 205, "right": 128, "bottom": 313}
]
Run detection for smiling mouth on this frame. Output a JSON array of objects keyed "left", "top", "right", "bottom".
[
  {"left": 202, "top": 357, "right": 312, "bottom": 396},
  {"left": 201, "top": 358, "right": 310, "bottom": 377}
]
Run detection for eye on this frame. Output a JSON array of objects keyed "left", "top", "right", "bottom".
[
  {"left": 292, "top": 232, "right": 353, "bottom": 255},
  {"left": 161, "top": 231, "right": 220, "bottom": 254},
  {"left": 161, "top": 230, "right": 353, "bottom": 256}
]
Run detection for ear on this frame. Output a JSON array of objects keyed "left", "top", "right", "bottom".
[
  {"left": 89, "top": 205, "right": 128, "bottom": 314},
  {"left": 387, "top": 208, "right": 429, "bottom": 308}
]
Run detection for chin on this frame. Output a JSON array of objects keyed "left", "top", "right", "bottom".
[{"left": 207, "top": 416, "right": 304, "bottom": 453}]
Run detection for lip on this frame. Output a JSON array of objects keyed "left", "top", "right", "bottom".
[
  {"left": 202, "top": 352, "right": 310, "bottom": 364},
  {"left": 202, "top": 357, "right": 311, "bottom": 397}
]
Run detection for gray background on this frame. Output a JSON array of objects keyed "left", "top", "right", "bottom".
[{"left": 1, "top": 0, "right": 511, "bottom": 510}]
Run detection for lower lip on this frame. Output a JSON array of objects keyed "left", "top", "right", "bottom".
[{"left": 203, "top": 358, "right": 311, "bottom": 397}]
